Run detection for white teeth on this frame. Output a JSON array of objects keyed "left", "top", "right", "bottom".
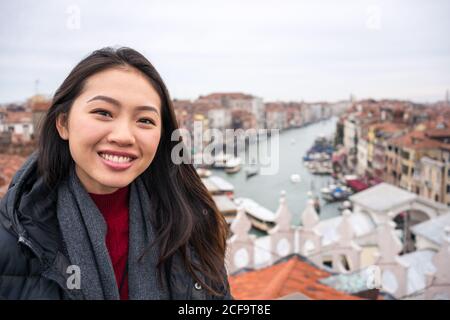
[{"left": 99, "top": 153, "right": 133, "bottom": 163}]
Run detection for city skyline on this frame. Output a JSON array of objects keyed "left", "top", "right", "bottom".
[{"left": 1, "top": 0, "right": 449, "bottom": 104}]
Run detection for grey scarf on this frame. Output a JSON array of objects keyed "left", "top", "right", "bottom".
[{"left": 56, "top": 164, "right": 170, "bottom": 300}]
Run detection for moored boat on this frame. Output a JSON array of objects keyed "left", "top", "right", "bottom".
[
  {"left": 244, "top": 166, "right": 259, "bottom": 179},
  {"left": 196, "top": 168, "right": 212, "bottom": 178},
  {"left": 224, "top": 157, "right": 242, "bottom": 174},
  {"left": 234, "top": 197, "right": 276, "bottom": 232}
]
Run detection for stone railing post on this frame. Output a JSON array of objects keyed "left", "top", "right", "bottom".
[
  {"left": 425, "top": 226, "right": 450, "bottom": 300},
  {"left": 268, "top": 190, "right": 296, "bottom": 265},
  {"left": 226, "top": 205, "right": 255, "bottom": 274}
]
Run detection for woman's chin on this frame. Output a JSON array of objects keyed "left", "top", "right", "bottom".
[{"left": 93, "top": 177, "right": 132, "bottom": 192}]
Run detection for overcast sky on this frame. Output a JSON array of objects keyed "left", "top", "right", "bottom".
[{"left": 0, "top": 0, "right": 449, "bottom": 104}]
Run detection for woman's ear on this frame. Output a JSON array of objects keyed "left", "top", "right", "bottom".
[{"left": 56, "top": 113, "right": 69, "bottom": 140}]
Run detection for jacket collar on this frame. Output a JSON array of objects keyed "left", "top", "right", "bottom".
[
  {"left": 0, "top": 152, "right": 55, "bottom": 262},
  {"left": 0, "top": 152, "right": 82, "bottom": 297}
]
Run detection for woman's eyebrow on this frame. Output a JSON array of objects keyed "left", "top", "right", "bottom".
[
  {"left": 87, "top": 95, "right": 160, "bottom": 116},
  {"left": 134, "top": 105, "right": 160, "bottom": 116}
]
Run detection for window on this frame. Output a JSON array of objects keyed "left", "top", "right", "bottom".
[
  {"left": 322, "top": 255, "right": 333, "bottom": 269},
  {"left": 401, "top": 150, "right": 410, "bottom": 160},
  {"left": 339, "top": 255, "right": 351, "bottom": 272},
  {"left": 402, "top": 165, "right": 409, "bottom": 175}
]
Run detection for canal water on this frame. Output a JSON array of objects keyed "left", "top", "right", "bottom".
[{"left": 211, "top": 117, "right": 341, "bottom": 227}]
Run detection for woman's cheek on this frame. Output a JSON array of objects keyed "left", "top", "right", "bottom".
[
  {"left": 78, "top": 119, "right": 109, "bottom": 140},
  {"left": 152, "top": 132, "right": 162, "bottom": 152},
  {"left": 141, "top": 131, "right": 161, "bottom": 150}
]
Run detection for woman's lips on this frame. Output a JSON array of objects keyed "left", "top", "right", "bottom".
[{"left": 97, "top": 152, "right": 136, "bottom": 171}]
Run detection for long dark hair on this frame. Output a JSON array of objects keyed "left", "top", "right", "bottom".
[{"left": 38, "top": 47, "right": 229, "bottom": 297}]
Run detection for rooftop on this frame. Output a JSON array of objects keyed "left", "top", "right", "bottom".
[
  {"left": 3, "top": 111, "right": 32, "bottom": 124},
  {"left": 314, "top": 212, "right": 376, "bottom": 246},
  {"left": 398, "top": 250, "right": 436, "bottom": 296},
  {"left": 200, "top": 92, "right": 254, "bottom": 100},
  {"left": 370, "top": 121, "right": 408, "bottom": 134},
  {"left": 0, "top": 154, "right": 27, "bottom": 198},
  {"left": 349, "top": 183, "right": 417, "bottom": 213},
  {"left": 388, "top": 130, "right": 443, "bottom": 150},
  {"left": 229, "top": 254, "right": 362, "bottom": 300},
  {"left": 30, "top": 101, "right": 51, "bottom": 112},
  {"left": 411, "top": 213, "right": 450, "bottom": 246},
  {"left": 426, "top": 128, "right": 450, "bottom": 139}
]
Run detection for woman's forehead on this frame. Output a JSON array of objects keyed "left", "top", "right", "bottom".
[{"left": 81, "top": 67, "right": 162, "bottom": 109}]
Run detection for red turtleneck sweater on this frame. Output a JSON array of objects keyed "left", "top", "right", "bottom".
[{"left": 89, "top": 185, "right": 130, "bottom": 300}]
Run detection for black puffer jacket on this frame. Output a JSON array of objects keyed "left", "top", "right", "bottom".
[{"left": 0, "top": 153, "right": 232, "bottom": 300}]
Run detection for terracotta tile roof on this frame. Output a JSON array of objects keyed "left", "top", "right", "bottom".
[
  {"left": 441, "top": 143, "right": 450, "bottom": 152},
  {"left": 200, "top": 92, "right": 254, "bottom": 100},
  {"left": 30, "top": 101, "right": 51, "bottom": 112},
  {"left": 231, "top": 109, "right": 255, "bottom": 120},
  {"left": 370, "top": 122, "right": 408, "bottom": 133},
  {"left": 265, "top": 103, "right": 286, "bottom": 112},
  {"left": 426, "top": 128, "right": 450, "bottom": 139},
  {"left": 387, "top": 130, "right": 442, "bottom": 150},
  {"left": 229, "top": 255, "right": 362, "bottom": 300},
  {"left": 3, "top": 111, "right": 32, "bottom": 124},
  {"left": 192, "top": 101, "right": 223, "bottom": 112},
  {"left": 419, "top": 118, "right": 450, "bottom": 131},
  {"left": 0, "top": 154, "right": 26, "bottom": 198},
  {"left": 172, "top": 100, "right": 193, "bottom": 109},
  {"left": 28, "top": 95, "right": 52, "bottom": 112},
  {"left": 353, "top": 111, "right": 380, "bottom": 121}
]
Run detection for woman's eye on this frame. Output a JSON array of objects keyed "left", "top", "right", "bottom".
[
  {"left": 139, "top": 118, "right": 155, "bottom": 125},
  {"left": 92, "top": 109, "right": 112, "bottom": 117}
]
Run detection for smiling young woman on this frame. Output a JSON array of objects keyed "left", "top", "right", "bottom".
[{"left": 0, "top": 47, "right": 232, "bottom": 300}]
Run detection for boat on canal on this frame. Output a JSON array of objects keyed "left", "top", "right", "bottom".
[
  {"left": 196, "top": 168, "right": 212, "bottom": 178},
  {"left": 306, "top": 160, "right": 333, "bottom": 175},
  {"left": 224, "top": 157, "right": 242, "bottom": 174},
  {"left": 244, "top": 166, "right": 259, "bottom": 179},
  {"left": 320, "top": 183, "right": 353, "bottom": 202},
  {"left": 234, "top": 197, "right": 276, "bottom": 232}
]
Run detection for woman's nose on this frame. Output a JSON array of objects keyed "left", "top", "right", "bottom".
[{"left": 107, "top": 121, "right": 136, "bottom": 146}]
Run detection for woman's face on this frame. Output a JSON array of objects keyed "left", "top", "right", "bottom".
[{"left": 56, "top": 67, "right": 162, "bottom": 194}]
